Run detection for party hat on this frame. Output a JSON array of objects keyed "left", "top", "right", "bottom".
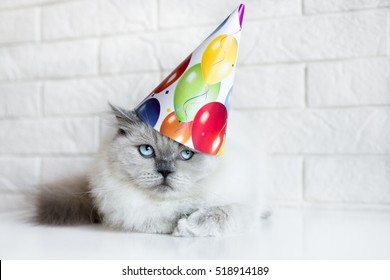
[{"left": 135, "top": 4, "right": 245, "bottom": 155}]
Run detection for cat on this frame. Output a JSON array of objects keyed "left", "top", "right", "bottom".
[{"left": 35, "top": 104, "right": 269, "bottom": 237}]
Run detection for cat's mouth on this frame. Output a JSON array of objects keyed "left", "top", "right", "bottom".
[{"left": 153, "top": 183, "right": 174, "bottom": 192}]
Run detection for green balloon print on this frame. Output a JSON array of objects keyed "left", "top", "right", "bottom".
[{"left": 174, "top": 64, "right": 220, "bottom": 122}]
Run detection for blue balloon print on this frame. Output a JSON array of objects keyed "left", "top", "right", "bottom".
[
  {"left": 206, "top": 15, "right": 229, "bottom": 39},
  {"left": 225, "top": 86, "right": 233, "bottom": 113},
  {"left": 136, "top": 98, "right": 160, "bottom": 128}
]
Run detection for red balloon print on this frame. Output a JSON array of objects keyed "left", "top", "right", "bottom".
[
  {"left": 192, "top": 102, "right": 228, "bottom": 155},
  {"left": 152, "top": 55, "right": 192, "bottom": 95}
]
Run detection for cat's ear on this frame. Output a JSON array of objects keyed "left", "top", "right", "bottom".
[{"left": 109, "top": 103, "right": 139, "bottom": 134}]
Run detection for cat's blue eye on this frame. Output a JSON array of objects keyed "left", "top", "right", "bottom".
[
  {"left": 138, "top": 145, "right": 155, "bottom": 158},
  {"left": 180, "top": 150, "right": 194, "bottom": 161}
]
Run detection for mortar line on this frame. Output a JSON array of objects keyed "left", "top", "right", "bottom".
[
  {"left": 95, "top": 115, "right": 101, "bottom": 151},
  {"left": 39, "top": 82, "right": 45, "bottom": 117},
  {"left": 304, "top": 64, "right": 308, "bottom": 108},
  {"left": 0, "top": 0, "right": 80, "bottom": 12},
  {"left": 35, "top": 6, "right": 42, "bottom": 43},
  {"left": 155, "top": 0, "right": 160, "bottom": 31},
  {"left": 231, "top": 104, "right": 390, "bottom": 111},
  {"left": 272, "top": 200, "right": 390, "bottom": 212},
  {"left": 97, "top": 38, "right": 102, "bottom": 75},
  {"left": 268, "top": 154, "right": 390, "bottom": 157},
  {"left": 301, "top": 158, "right": 306, "bottom": 202},
  {"left": 0, "top": 153, "right": 97, "bottom": 157}
]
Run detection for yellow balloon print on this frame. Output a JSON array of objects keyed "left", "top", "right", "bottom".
[
  {"left": 201, "top": 34, "right": 238, "bottom": 85},
  {"left": 217, "top": 136, "right": 226, "bottom": 156}
]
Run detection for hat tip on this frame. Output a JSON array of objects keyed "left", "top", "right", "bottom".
[{"left": 238, "top": 3, "right": 245, "bottom": 27}]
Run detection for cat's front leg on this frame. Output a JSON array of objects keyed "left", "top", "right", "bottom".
[{"left": 172, "top": 204, "right": 255, "bottom": 237}]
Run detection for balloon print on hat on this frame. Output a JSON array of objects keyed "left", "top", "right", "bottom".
[
  {"left": 192, "top": 102, "right": 228, "bottom": 155},
  {"left": 174, "top": 64, "right": 220, "bottom": 123},
  {"left": 225, "top": 86, "right": 233, "bottom": 112},
  {"left": 238, "top": 4, "right": 245, "bottom": 28},
  {"left": 160, "top": 112, "right": 192, "bottom": 144},
  {"left": 206, "top": 16, "right": 229, "bottom": 39},
  {"left": 136, "top": 98, "right": 160, "bottom": 128},
  {"left": 133, "top": 4, "right": 245, "bottom": 155},
  {"left": 201, "top": 34, "right": 238, "bottom": 85},
  {"left": 152, "top": 55, "right": 191, "bottom": 95}
]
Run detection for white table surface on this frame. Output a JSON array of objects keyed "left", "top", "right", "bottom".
[{"left": 1, "top": 208, "right": 390, "bottom": 259}]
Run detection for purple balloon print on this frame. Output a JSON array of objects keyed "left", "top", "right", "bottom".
[
  {"left": 136, "top": 98, "right": 160, "bottom": 128},
  {"left": 238, "top": 4, "right": 245, "bottom": 28}
]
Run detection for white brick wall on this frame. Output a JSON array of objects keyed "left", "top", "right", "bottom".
[
  {"left": 0, "top": 8, "right": 39, "bottom": 44},
  {"left": 308, "top": 58, "right": 390, "bottom": 106},
  {"left": 0, "top": 0, "right": 389, "bottom": 211},
  {"left": 0, "top": 40, "right": 98, "bottom": 80}
]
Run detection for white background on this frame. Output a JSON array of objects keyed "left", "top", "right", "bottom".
[{"left": 0, "top": 0, "right": 389, "bottom": 212}]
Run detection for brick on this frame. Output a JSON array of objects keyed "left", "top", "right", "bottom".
[
  {"left": 41, "top": 156, "right": 93, "bottom": 184},
  {"left": 305, "top": 0, "right": 390, "bottom": 14},
  {"left": 153, "top": 27, "right": 208, "bottom": 71},
  {"left": 0, "top": 83, "right": 41, "bottom": 117},
  {"left": 152, "top": 10, "right": 387, "bottom": 68},
  {"left": 388, "top": 10, "right": 390, "bottom": 56},
  {"left": 218, "top": 112, "right": 304, "bottom": 202},
  {"left": 0, "top": 8, "right": 38, "bottom": 45},
  {"left": 267, "top": 157, "right": 303, "bottom": 201},
  {"left": 308, "top": 58, "right": 390, "bottom": 107},
  {"left": 233, "top": 64, "right": 305, "bottom": 109},
  {"left": 42, "top": 0, "right": 100, "bottom": 40},
  {"left": 0, "top": 117, "right": 98, "bottom": 154},
  {"left": 305, "top": 157, "right": 390, "bottom": 204},
  {"left": 240, "top": 10, "right": 387, "bottom": 64},
  {"left": 0, "top": 157, "right": 40, "bottom": 192},
  {"left": 99, "top": 0, "right": 156, "bottom": 34},
  {"left": 100, "top": 35, "right": 159, "bottom": 74},
  {"left": 159, "top": 0, "right": 301, "bottom": 28},
  {"left": 44, "top": 73, "right": 159, "bottom": 115},
  {"left": 231, "top": 108, "right": 390, "bottom": 154},
  {"left": 0, "top": 40, "right": 98, "bottom": 81},
  {"left": 43, "top": 0, "right": 156, "bottom": 40}
]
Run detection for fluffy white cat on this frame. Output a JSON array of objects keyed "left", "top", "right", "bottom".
[{"left": 35, "top": 104, "right": 269, "bottom": 237}]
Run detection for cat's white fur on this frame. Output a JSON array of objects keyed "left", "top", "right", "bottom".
[{"left": 87, "top": 107, "right": 269, "bottom": 237}]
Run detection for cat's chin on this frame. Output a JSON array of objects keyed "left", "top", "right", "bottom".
[
  {"left": 153, "top": 184, "right": 174, "bottom": 193},
  {"left": 145, "top": 184, "right": 178, "bottom": 200}
]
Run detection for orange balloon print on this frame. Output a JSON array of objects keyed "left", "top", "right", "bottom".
[
  {"left": 201, "top": 34, "right": 238, "bottom": 85},
  {"left": 160, "top": 112, "right": 192, "bottom": 144}
]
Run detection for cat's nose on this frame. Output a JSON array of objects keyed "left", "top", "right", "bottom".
[{"left": 158, "top": 169, "right": 172, "bottom": 178}]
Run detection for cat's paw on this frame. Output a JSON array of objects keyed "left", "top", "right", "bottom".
[{"left": 172, "top": 207, "right": 230, "bottom": 237}]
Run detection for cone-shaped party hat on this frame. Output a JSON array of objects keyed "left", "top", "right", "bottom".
[{"left": 135, "top": 4, "right": 245, "bottom": 155}]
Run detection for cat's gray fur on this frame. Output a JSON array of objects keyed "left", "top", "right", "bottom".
[
  {"left": 35, "top": 104, "right": 267, "bottom": 236},
  {"left": 35, "top": 175, "right": 98, "bottom": 225}
]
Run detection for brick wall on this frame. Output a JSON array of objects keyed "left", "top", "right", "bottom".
[{"left": 0, "top": 0, "right": 389, "bottom": 211}]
